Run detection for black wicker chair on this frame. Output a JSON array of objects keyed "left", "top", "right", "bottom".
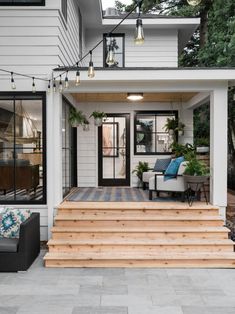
[{"left": 0, "top": 213, "right": 40, "bottom": 272}]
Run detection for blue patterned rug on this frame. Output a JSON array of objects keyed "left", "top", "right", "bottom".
[{"left": 66, "top": 187, "right": 174, "bottom": 202}]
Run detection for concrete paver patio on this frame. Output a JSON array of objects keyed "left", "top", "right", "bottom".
[{"left": 1, "top": 251, "right": 235, "bottom": 314}]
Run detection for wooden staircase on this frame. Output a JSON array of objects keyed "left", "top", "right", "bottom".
[{"left": 44, "top": 201, "right": 235, "bottom": 268}]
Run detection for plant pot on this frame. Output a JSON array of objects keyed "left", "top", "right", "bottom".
[
  {"left": 184, "top": 175, "right": 209, "bottom": 191},
  {"left": 169, "top": 129, "right": 174, "bottom": 135},
  {"left": 83, "top": 124, "right": 90, "bottom": 131},
  {"left": 71, "top": 122, "right": 78, "bottom": 128},
  {"left": 196, "top": 146, "right": 209, "bottom": 153},
  {"left": 94, "top": 118, "right": 102, "bottom": 126},
  {"left": 178, "top": 130, "right": 184, "bottom": 136}
]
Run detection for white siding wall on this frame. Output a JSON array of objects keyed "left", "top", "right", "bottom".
[
  {"left": 84, "top": 28, "right": 178, "bottom": 68},
  {"left": 76, "top": 102, "right": 193, "bottom": 187},
  {"left": 0, "top": 0, "right": 80, "bottom": 78}
]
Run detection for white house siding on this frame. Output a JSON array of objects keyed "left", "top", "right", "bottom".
[
  {"left": 0, "top": 0, "right": 80, "bottom": 78},
  {"left": 84, "top": 28, "right": 178, "bottom": 68},
  {"left": 76, "top": 102, "right": 193, "bottom": 187}
]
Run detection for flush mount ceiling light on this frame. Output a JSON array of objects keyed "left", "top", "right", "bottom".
[
  {"left": 187, "top": 0, "right": 202, "bottom": 6},
  {"left": 127, "top": 93, "right": 144, "bottom": 101}
]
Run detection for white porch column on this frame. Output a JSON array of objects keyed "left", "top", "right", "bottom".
[
  {"left": 47, "top": 92, "right": 63, "bottom": 239},
  {"left": 210, "top": 86, "right": 228, "bottom": 220}
]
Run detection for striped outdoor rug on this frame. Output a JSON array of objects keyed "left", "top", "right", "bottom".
[{"left": 66, "top": 187, "right": 173, "bottom": 202}]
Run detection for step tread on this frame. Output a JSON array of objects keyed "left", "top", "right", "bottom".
[
  {"left": 44, "top": 251, "right": 235, "bottom": 260},
  {"left": 58, "top": 201, "right": 219, "bottom": 211},
  {"left": 48, "top": 239, "right": 234, "bottom": 246},
  {"left": 55, "top": 215, "right": 223, "bottom": 221},
  {"left": 51, "top": 226, "right": 229, "bottom": 233}
]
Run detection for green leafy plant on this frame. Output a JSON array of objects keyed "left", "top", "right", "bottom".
[
  {"left": 195, "top": 137, "right": 209, "bottom": 147},
  {"left": 163, "top": 117, "right": 178, "bottom": 132},
  {"left": 170, "top": 142, "right": 195, "bottom": 158},
  {"left": 184, "top": 154, "right": 209, "bottom": 176},
  {"left": 89, "top": 111, "right": 107, "bottom": 120},
  {"left": 68, "top": 108, "right": 86, "bottom": 127},
  {"left": 175, "top": 122, "right": 186, "bottom": 132},
  {"left": 132, "top": 161, "right": 150, "bottom": 181}
]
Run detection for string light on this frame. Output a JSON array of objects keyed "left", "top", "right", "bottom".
[
  {"left": 65, "top": 71, "right": 69, "bottom": 89},
  {"left": 47, "top": 80, "right": 51, "bottom": 93},
  {"left": 32, "top": 77, "right": 36, "bottom": 93},
  {"left": 88, "top": 51, "right": 95, "bottom": 78},
  {"left": 59, "top": 75, "right": 63, "bottom": 93},
  {"left": 53, "top": 78, "right": 57, "bottom": 93},
  {"left": 106, "top": 35, "right": 116, "bottom": 66},
  {"left": 134, "top": 1, "right": 144, "bottom": 45},
  {"left": 11, "top": 72, "right": 16, "bottom": 90},
  {"left": 75, "top": 63, "right": 80, "bottom": 86}
]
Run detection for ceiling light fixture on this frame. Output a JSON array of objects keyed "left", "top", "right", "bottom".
[
  {"left": 127, "top": 93, "right": 144, "bottom": 101},
  {"left": 187, "top": 0, "right": 202, "bottom": 6}
]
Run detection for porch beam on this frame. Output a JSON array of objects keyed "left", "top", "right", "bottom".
[
  {"left": 185, "top": 92, "right": 210, "bottom": 110},
  {"left": 210, "top": 86, "right": 228, "bottom": 220}
]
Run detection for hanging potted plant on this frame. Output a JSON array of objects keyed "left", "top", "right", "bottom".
[
  {"left": 82, "top": 117, "right": 90, "bottom": 132},
  {"left": 68, "top": 107, "right": 85, "bottom": 127},
  {"left": 90, "top": 111, "right": 107, "bottom": 126},
  {"left": 163, "top": 117, "right": 178, "bottom": 135},
  {"left": 175, "top": 122, "right": 185, "bottom": 136}
]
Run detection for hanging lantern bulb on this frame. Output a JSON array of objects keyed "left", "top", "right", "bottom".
[
  {"left": 11, "top": 72, "right": 16, "bottom": 90},
  {"left": 134, "top": 1, "right": 144, "bottom": 45},
  {"left": 187, "top": 0, "right": 202, "bottom": 6},
  {"left": 47, "top": 80, "right": 51, "bottom": 93},
  {"left": 88, "top": 51, "right": 95, "bottom": 78},
  {"left": 32, "top": 77, "right": 36, "bottom": 93},
  {"left": 59, "top": 75, "right": 63, "bottom": 93},
  {"left": 53, "top": 78, "right": 57, "bottom": 93},
  {"left": 75, "top": 63, "right": 80, "bottom": 86},
  {"left": 65, "top": 71, "right": 69, "bottom": 89},
  {"left": 106, "top": 36, "right": 116, "bottom": 66}
]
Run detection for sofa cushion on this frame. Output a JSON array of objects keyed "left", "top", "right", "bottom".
[
  {"left": 153, "top": 158, "right": 171, "bottom": 172},
  {"left": 0, "top": 237, "right": 19, "bottom": 252},
  {"left": 0, "top": 210, "right": 21, "bottom": 238},
  {"left": 142, "top": 171, "right": 162, "bottom": 183},
  {"left": 164, "top": 156, "right": 185, "bottom": 181},
  {"left": 149, "top": 175, "right": 187, "bottom": 192}
]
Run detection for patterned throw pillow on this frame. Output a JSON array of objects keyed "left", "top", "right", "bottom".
[
  {"left": 153, "top": 158, "right": 171, "bottom": 172},
  {"left": 0, "top": 210, "right": 21, "bottom": 238},
  {"left": 14, "top": 209, "right": 31, "bottom": 224}
]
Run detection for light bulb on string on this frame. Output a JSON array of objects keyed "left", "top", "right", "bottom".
[
  {"left": 11, "top": 72, "right": 16, "bottom": 90},
  {"left": 53, "top": 78, "right": 57, "bottom": 93},
  {"left": 75, "top": 62, "right": 80, "bottom": 86},
  {"left": 47, "top": 80, "right": 51, "bottom": 93},
  {"left": 32, "top": 77, "right": 36, "bottom": 93},
  {"left": 65, "top": 71, "right": 69, "bottom": 89},
  {"left": 59, "top": 75, "right": 63, "bottom": 93},
  {"left": 106, "top": 36, "right": 116, "bottom": 66},
  {"left": 88, "top": 51, "right": 95, "bottom": 78},
  {"left": 187, "top": 0, "right": 202, "bottom": 6},
  {"left": 134, "top": 1, "right": 144, "bottom": 45}
]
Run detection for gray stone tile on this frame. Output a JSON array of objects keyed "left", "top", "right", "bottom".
[
  {"left": 182, "top": 306, "right": 235, "bottom": 314},
  {"left": 128, "top": 284, "right": 175, "bottom": 295},
  {"left": 17, "top": 305, "right": 73, "bottom": 314},
  {"left": 58, "top": 275, "right": 103, "bottom": 286},
  {"left": 80, "top": 268, "right": 125, "bottom": 276},
  {"left": 152, "top": 293, "right": 204, "bottom": 306},
  {"left": 79, "top": 285, "right": 128, "bottom": 295},
  {"left": 72, "top": 307, "right": 128, "bottom": 314},
  {"left": 101, "top": 295, "right": 152, "bottom": 306},
  {"left": 0, "top": 307, "right": 18, "bottom": 314},
  {"left": 202, "top": 295, "right": 235, "bottom": 306},
  {"left": 128, "top": 305, "right": 184, "bottom": 314}
]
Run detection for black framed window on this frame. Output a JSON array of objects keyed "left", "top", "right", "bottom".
[
  {"left": 0, "top": 0, "right": 45, "bottom": 5},
  {"left": 103, "top": 33, "right": 125, "bottom": 68},
  {"left": 134, "top": 111, "right": 178, "bottom": 155},
  {"left": 0, "top": 92, "right": 46, "bottom": 204}
]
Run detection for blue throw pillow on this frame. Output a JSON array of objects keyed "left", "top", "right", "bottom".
[
  {"left": 153, "top": 158, "right": 171, "bottom": 172},
  {"left": 164, "top": 156, "right": 184, "bottom": 181}
]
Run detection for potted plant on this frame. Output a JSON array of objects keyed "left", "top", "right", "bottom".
[
  {"left": 90, "top": 111, "right": 107, "bottom": 126},
  {"left": 68, "top": 107, "right": 85, "bottom": 127},
  {"left": 170, "top": 142, "right": 195, "bottom": 158},
  {"left": 175, "top": 122, "right": 185, "bottom": 136},
  {"left": 183, "top": 153, "right": 210, "bottom": 191},
  {"left": 163, "top": 117, "right": 178, "bottom": 135},
  {"left": 82, "top": 117, "right": 90, "bottom": 131},
  {"left": 132, "top": 161, "right": 150, "bottom": 188},
  {"left": 195, "top": 138, "right": 210, "bottom": 153}
]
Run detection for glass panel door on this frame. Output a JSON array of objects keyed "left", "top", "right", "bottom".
[{"left": 98, "top": 114, "right": 130, "bottom": 186}]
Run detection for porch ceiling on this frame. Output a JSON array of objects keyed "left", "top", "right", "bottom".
[{"left": 71, "top": 92, "right": 197, "bottom": 103}]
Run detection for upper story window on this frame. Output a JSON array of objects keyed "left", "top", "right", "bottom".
[
  {"left": 103, "top": 33, "right": 125, "bottom": 68},
  {"left": 134, "top": 111, "right": 177, "bottom": 155},
  {"left": 0, "top": 0, "right": 45, "bottom": 5}
]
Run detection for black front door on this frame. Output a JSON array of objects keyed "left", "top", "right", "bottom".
[{"left": 98, "top": 113, "right": 130, "bottom": 186}]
